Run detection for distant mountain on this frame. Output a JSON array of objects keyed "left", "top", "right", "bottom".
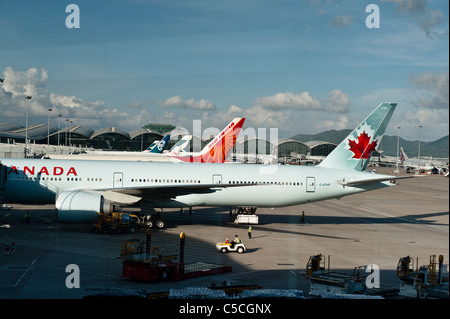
[{"left": 290, "top": 130, "right": 449, "bottom": 158}]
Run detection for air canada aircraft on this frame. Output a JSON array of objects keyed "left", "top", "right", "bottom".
[{"left": 0, "top": 103, "right": 415, "bottom": 223}]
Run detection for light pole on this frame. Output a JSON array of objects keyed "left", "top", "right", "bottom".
[
  {"left": 65, "top": 119, "right": 69, "bottom": 146},
  {"left": 69, "top": 120, "right": 73, "bottom": 147},
  {"left": 25, "top": 96, "right": 32, "bottom": 156},
  {"left": 58, "top": 114, "right": 62, "bottom": 146},
  {"left": 47, "top": 108, "right": 52, "bottom": 145},
  {"left": 394, "top": 126, "right": 400, "bottom": 173},
  {"left": 417, "top": 125, "right": 423, "bottom": 174}
]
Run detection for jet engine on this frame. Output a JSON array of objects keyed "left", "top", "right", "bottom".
[{"left": 55, "top": 191, "right": 113, "bottom": 223}]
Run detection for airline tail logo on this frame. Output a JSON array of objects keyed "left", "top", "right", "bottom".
[
  {"left": 318, "top": 102, "right": 396, "bottom": 171},
  {"left": 347, "top": 127, "right": 379, "bottom": 161},
  {"left": 157, "top": 139, "right": 167, "bottom": 152},
  {"left": 174, "top": 118, "right": 245, "bottom": 163},
  {"left": 400, "top": 147, "right": 407, "bottom": 164}
]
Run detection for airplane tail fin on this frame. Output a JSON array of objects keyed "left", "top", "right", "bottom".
[
  {"left": 167, "top": 135, "right": 192, "bottom": 155},
  {"left": 174, "top": 118, "right": 245, "bottom": 163},
  {"left": 318, "top": 103, "right": 397, "bottom": 171},
  {"left": 145, "top": 134, "right": 171, "bottom": 153},
  {"left": 400, "top": 147, "right": 407, "bottom": 164}
]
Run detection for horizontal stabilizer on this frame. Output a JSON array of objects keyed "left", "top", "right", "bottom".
[{"left": 338, "top": 175, "right": 421, "bottom": 186}]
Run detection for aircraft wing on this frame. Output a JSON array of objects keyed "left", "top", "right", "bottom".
[
  {"left": 338, "top": 175, "right": 420, "bottom": 186},
  {"left": 92, "top": 182, "right": 261, "bottom": 202}
]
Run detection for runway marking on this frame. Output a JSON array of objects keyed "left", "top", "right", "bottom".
[
  {"left": 331, "top": 200, "right": 446, "bottom": 230},
  {"left": 13, "top": 258, "right": 37, "bottom": 287}
]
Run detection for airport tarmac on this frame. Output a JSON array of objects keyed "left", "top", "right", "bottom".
[{"left": 0, "top": 167, "right": 448, "bottom": 299}]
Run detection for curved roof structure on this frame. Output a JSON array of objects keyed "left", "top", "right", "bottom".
[
  {"left": 0, "top": 123, "right": 23, "bottom": 132},
  {"left": 304, "top": 140, "right": 337, "bottom": 156},
  {"left": 91, "top": 127, "right": 130, "bottom": 140},
  {"left": 277, "top": 138, "right": 308, "bottom": 147},
  {"left": 53, "top": 125, "right": 94, "bottom": 138},
  {"left": 304, "top": 140, "right": 336, "bottom": 149},
  {"left": 3, "top": 124, "right": 58, "bottom": 141},
  {"left": 129, "top": 128, "right": 163, "bottom": 140},
  {"left": 277, "top": 138, "right": 310, "bottom": 157}
]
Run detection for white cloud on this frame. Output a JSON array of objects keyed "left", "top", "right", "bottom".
[
  {"left": 255, "top": 91, "right": 321, "bottom": 110},
  {"left": 409, "top": 71, "right": 449, "bottom": 110},
  {"left": 382, "top": 0, "right": 447, "bottom": 38},
  {"left": 318, "top": 115, "right": 349, "bottom": 131},
  {"left": 1, "top": 67, "right": 49, "bottom": 97},
  {"left": 323, "top": 89, "right": 352, "bottom": 113},
  {"left": 161, "top": 95, "right": 216, "bottom": 110},
  {"left": 395, "top": 108, "right": 448, "bottom": 141},
  {"left": 254, "top": 90, "right": 351, "bottom": 113},
  {"left": 0, "top": 66, "right": 142, "bottom": 129}
]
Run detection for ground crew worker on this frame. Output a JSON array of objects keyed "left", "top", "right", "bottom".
[
  {"left": 231, "top": 235, "right": 240, "bottom": 248},
  {"left": 25, "top": 211, "right": 30, "bottom": 224},
  {"left": 301, "top": 211, "right": 305, "bottom": 223},
  {"left": 248, "top": 226, "right": 252, "bottom": 239}
]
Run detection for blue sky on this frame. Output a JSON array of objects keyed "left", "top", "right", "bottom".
[{"left": 0, "top": 0, "right": 448, "bottom": 142}]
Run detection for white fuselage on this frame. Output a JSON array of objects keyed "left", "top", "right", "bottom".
[{"left": 0, "top": 159, "right": 393, "bottom": 208}]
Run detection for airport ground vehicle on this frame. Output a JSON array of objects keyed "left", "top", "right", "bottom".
[
  {"left": 93, "top": 212, "right": 140, "bottom": 233},
  {"left": 93, "top": 212, "right": 166, "bottom": 233},
  {"left": 216, "top": 242, "right": 247, "bottom": 254}
]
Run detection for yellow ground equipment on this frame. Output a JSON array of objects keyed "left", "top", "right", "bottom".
[
  {"left": 93, "top": 212, "right": 140, "bottom": 234},
  {"left": 398, "top": 254, "right": 449, "bottom": 298},
  {"left": 305, "top": 254, "right": 329, "bottom": 278}
]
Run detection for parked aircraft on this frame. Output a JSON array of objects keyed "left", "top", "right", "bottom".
[
  {"left": 399, "top": 148, "right": 446, "bottom": 174},
  {"left": 0, "top": 103, "right": 416, "bottom": 223},
  {"left": 143, "top": 134, "right": 171, "bottom": 153},
  {"left": 79, "top": 134, "right": 171, "bottom": 156},
  {"left": 48, "top": 118, "right": 245, "bottom": 163}
]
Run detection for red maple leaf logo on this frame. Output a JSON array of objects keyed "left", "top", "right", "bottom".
[{"left": 348, "top": 130, "right": 378, "bottom": 160}]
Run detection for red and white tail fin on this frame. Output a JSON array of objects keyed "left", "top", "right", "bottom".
[{"left": 174, "top": 118, "right": 245, "bottom": 163}]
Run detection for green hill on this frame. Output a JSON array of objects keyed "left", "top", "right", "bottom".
[{"left": 290, "top": 131, "right": 449, "bottom": 158}]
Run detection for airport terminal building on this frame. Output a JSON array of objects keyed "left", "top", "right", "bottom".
[{"left": 0, "top": 122, "right": 337, "bottom": 162}]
